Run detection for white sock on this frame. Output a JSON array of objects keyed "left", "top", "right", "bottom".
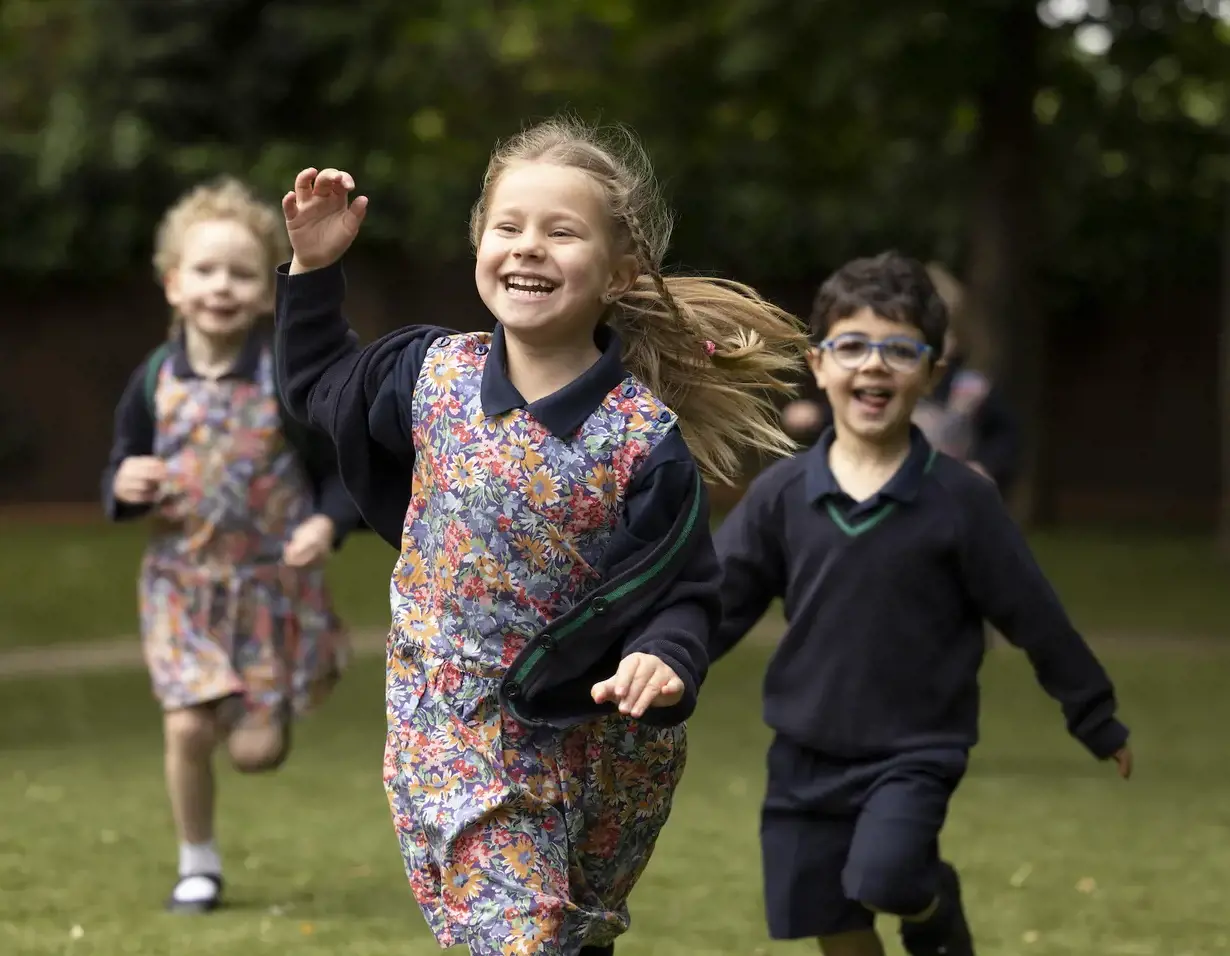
[{"left": 178, "top": 841, "right": 221, "bottom": 878}]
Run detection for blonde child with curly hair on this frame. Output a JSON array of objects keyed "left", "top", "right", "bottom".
[{"left": 102, "top": 177, "right": 360, "bottom": 913}]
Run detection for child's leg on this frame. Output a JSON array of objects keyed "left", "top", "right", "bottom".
[
  {"left": 221, "top": 697, "right": 292, "bottom": 773},
  {"left": 818, "top": 930, "right": 886, "bottom": 956},
  {"left": 761, "top": 737, "right": 876, "bottom": 946},
  {"left": 898, "top": 860, "right": 974, "bottom": 956},
  {"left": 163, "top": 705, "right": 223, "bottom": 911},
  {"left": 840, "top": 756, "right": 973, "bottom": 956}
]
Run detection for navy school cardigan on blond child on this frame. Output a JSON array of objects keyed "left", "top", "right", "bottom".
[
  {"left": 272, "top": 261, "right": 720, "bottom": 730},
  {"left": 101, "top": 329, "right": 362, "bottom": 544}
]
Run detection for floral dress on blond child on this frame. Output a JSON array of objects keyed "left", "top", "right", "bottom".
[
  {"left": 273, "top": 262, "right": 720, "bottom": 956},
  {"left": 102, "top": 331, "right": 360, "bottom": 721}
]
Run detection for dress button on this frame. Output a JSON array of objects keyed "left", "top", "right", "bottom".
[
  {"left": 591, "top": 596, "right": 609, "bottom": 615},
  {"left": 539, "top": 632, "right": 556, "bottom": 651},
  {"left": 438, "top": 336, "right": 451, "bottom": 346},
  {"left": 475, "top": 344, "right": 489, "bottom": 355},
  {"left": 505, "top": 682, "right": 521, "bottom": 700},
  {"left": 621, "top": 384, "right": 636, "bottom": 398},
  {"left": 657, "top": 410, "right": 672, "bottom": 422}
]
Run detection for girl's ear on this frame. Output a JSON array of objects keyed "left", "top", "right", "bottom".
[
  {"left": 162, "top": 268, "right": 181, "bottom": 308},
  {"left": 605, "top": 251, "right": 640, "bottom": 300}
]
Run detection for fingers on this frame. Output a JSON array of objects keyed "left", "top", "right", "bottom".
[
  {"left": 282, "top": 190, "right": 298, "bottom": 222},
  {"left": 126, "top": 457, "right": 164, "bottom": 480},
  {"left": 590, "top": 677, "right": 617, "bottom": 704},
  {"left": 294, "top": 167, "right": 318, "bottom": 204},
  {"left": 590, "top": 654, "right": 685, "bottom": 718},
  {"left": 312, "top": 167, "right": 354, "bottom": 196}
]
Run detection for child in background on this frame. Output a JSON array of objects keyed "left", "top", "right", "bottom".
[
  {"left": 710, "top": 251, "right": 1131, "bottom": 956},
  {"left": 102, "top": 177, "right": 360, "bottom": 914},
  {"left": 273, "top": 117, "right": 809, "bottom": 954}
]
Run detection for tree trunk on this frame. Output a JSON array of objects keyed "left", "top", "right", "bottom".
[
  {"left": 1218, "top": 184, "right": 1230, "bottom": 554},
  {"left": 960, "top": 6, "right": 1046, "bottom": 525}
]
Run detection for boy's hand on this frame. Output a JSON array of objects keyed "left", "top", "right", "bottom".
[
  {"left": 113, "top": 456, "right": 166, "bottom": 504},
  {"left": 591, "top": 653, "right": 685, "bottom": 718},
  {"left": 283, "top": 514, "right": 335, "bottom": 568},
  {"left": 1110, "top": 745, "right": 1133, "bottom": 780},
  {"left": 283, "top": 168, "right": 368, "bottom": 273}
]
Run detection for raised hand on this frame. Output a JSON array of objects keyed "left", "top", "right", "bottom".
[{"left": 283, "top": 168, "right": 368, "bottom": 273}]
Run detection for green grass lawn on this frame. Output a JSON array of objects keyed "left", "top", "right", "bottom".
[
  {"left": 2, "top": 642, "right": 1229, "bottom": 955},
  {"left": 0, "top": 519, "right": 1225, "bottom": 650}
]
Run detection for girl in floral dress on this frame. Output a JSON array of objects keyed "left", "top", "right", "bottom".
[
  {"left": 273, "top": 118, "right": 809, "bottom": 955},
  {"left": 102, "top": 178, "right": 360, "bottom": 914}
]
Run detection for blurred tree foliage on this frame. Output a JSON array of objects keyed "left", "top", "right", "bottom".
[{"left": 0, "top": 0, "right": 1225, "bottom": 299}]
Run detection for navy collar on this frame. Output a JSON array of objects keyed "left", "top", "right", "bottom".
[
  {"left": 168, "top": 328, "right": 265, "bottom": 381},
  {"left": 480, "top": 324, "right": 627, "bottom": 438},
  {"left": 805, "top": 425, "right": 934, "bottom": 505}
]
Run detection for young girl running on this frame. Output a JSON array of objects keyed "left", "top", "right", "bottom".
[
  {"left": 102, "top": 177, "right": 360, "bottom": 914},
  {"left": 273, "top": 117, "right": 809, "bottom": 954}
]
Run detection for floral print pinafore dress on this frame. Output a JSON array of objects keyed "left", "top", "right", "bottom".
[
  {"left": 383, "top": 333, "right": 686, "bottom": 955},
  {"left": 139, "top": 348, "right": 346, "bottom": 720}
]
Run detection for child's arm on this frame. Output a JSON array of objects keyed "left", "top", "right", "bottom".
[
  {"left": 957, "top": 476, "right": 1130, "bottom": 762},
  {"left": 274, "top": 166, "right": 452, "bottom": 549},
  {"left": 970, "top": 384, "right": 1023, "bottom": 491},
  {"left": 279, "top": 409, "right": 364, "bottom": 550},
  {"left": 593, "top": 431, "right": 720, "bottom": 724},
  {"left": 100, "top": 354, "right": 163, "bottom": 522},
  {"left": 274, "top": 262, "right": 447, "bottom": 549},
  {"left": 708, "top": 469, "right": 785, "bottom": 662}
]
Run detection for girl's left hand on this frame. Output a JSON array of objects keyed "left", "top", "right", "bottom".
[
  {"left": 591, "top": 653, "right": 685, "bottom": 718},
  {"left": 283, "top": 514, "right": 335, "bottom": 568}
]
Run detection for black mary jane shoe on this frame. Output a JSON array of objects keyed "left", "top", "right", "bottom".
[{"left": 165, "top": 873, "right": 224, "bottom": 914}]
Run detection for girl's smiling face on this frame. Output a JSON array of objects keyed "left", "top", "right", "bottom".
[
  {"left": 474, "top": 161, "right": 637, "bottom": 346},
  {"left": 164, "top": 219, "right": 271, "bottom": 340}
]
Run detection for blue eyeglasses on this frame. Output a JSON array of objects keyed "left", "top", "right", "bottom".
[{"left": 819, "top": 333, "right": 933, "bottom": 373}]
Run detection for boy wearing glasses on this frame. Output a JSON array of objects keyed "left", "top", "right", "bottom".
[{"left": 709, "top": 252, "right": 1132, "bottom": 956}]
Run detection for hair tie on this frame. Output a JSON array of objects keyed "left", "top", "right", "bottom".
[{"left": 703, "top": 340, "right": 717, "bottom": 356}]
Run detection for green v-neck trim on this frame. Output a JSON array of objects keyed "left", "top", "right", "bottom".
[
  {"left": 825, "top": 448, "right": 937, "bottom": 538},
  {"left": 826, "top": 500, "right": 897, "bottom": 536}
]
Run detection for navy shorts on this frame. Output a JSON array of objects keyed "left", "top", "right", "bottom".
[{"left": 760, "top": 735, "right": 967, "bottom": 939}]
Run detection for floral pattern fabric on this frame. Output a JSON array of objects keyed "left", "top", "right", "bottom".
[
  {"left": 383, "top": 332, "right": 685, "bottom": 954},
  {"left": 140, "top": 349, "right": 346, "bottom": 719}
]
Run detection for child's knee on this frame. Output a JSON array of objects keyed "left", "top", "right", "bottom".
[
  {"left": 844, "top": 861, "right": 934, "bottom": 919},
  {"left": 226, "top": 723, "right": 290, "bottom": 773},
  {"left": 163, "top": 707, "right": 218, "bottom": 759}
]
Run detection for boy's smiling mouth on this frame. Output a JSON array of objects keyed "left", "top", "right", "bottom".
[{"left": 852, "top": 386, "right": 895, "bottom": 412}]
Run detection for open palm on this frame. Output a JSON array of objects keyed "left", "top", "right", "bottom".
[{"left": 283, "top": 167, "right": 369, "bottom": 271}]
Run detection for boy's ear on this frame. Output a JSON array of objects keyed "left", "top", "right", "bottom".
[
  {"left": 925, "top": 356, "right": 948, "bottom": 394},
  {"left": 806, "top": 345, "right": 827, "bottom": 390}
]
